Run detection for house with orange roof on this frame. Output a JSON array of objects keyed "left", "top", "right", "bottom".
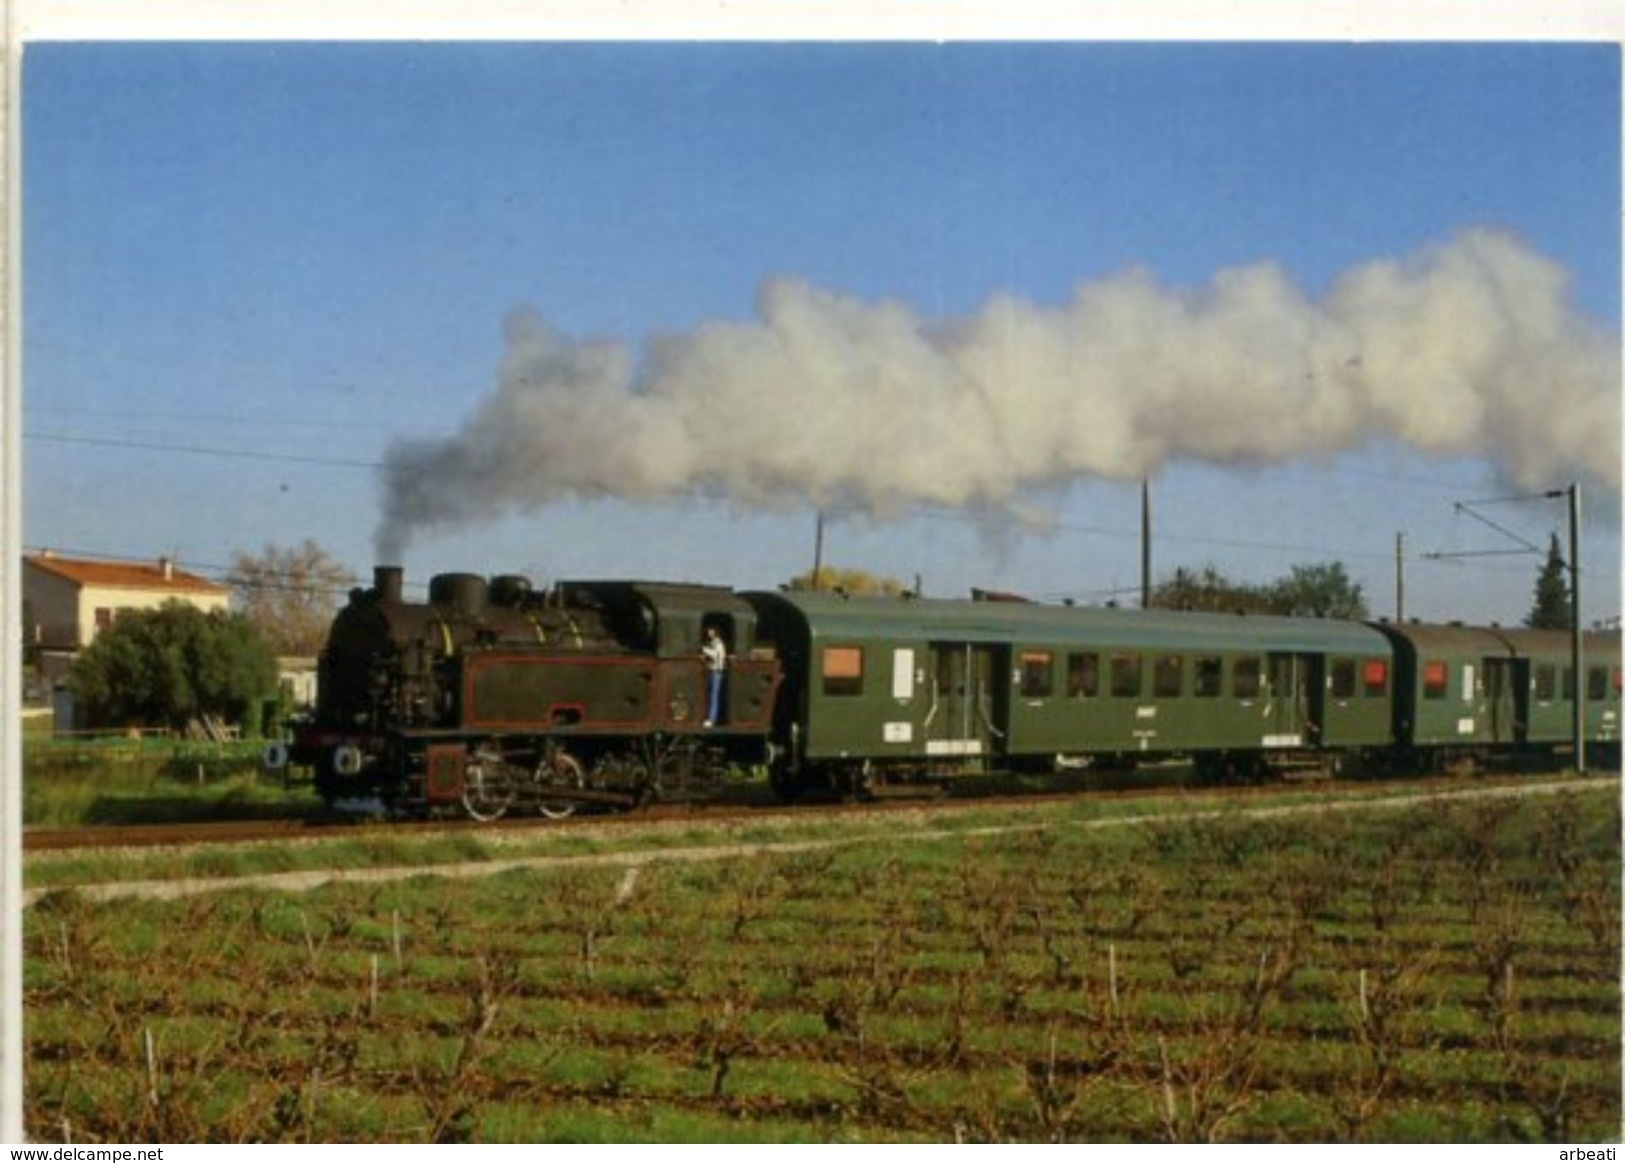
[{"left": 24, "top": 551, "right": 230, "bottom": 654}]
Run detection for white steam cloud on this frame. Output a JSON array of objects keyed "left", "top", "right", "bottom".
[{"left": 375, "top": 229, "right": 1620, "bottom": 562}]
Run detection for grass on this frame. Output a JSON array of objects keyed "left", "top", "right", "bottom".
[
  {"left": 24, "top": 738, "right": 306, "bottom": 828},
  {"left": 25, "top": 771, "right": 1599, "bottom": 902}
]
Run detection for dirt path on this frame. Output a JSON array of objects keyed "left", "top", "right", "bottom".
[{"left": 22, "top": 776, "right": 1612, "bottom": 908}]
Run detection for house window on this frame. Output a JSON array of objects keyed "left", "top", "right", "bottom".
[
  {"left": 1067, "top": 653, "right": 1099, "bottom": 698},
  {"left": 822, "top": 646, "right": 864, "bottom": 697},
  {"left": 1020, "top": 651, "right": 1054, "bottom": 699},
  {"left": 94, "top": 607, "right": 115, "bottom": 633}
]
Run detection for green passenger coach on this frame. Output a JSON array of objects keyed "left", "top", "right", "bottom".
[
  {"left": 1374, "top": 621, "right": 1621, "bottom": 767},
  {"left": 745, "top": 591, "right": 1395, "bottom": 789}
]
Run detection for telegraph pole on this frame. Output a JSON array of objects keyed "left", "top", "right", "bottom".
[
  {"left": 1140, "top": 479, "right": 1152, "bottom": 609},
  {"left": 812, "top": 510, "right": 825, "bottom": 591},
  {"left": 1395, "top": 531, "right": 1405, "bottom": 623},
  {"left": 1563, "top": 483, "right": 1584, "bottom": 774}
]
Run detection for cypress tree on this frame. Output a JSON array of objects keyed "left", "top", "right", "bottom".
[{"left": 1525, "top": 533, "right": 1572, "bottom": 630}]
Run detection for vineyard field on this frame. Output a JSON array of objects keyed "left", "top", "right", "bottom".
[{"left": 24, "top": 784, "right": 1621, "bottom": 1142}]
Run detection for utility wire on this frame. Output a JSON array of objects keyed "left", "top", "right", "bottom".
[{"left": 26, "top": 432, "right": 382, "bottom": 469}]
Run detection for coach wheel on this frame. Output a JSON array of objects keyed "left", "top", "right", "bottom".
[
  {"left": 768, "top": 759, "right": 801, "bottom": 803},
  {"left": 837, "top": 760, "right": 876, "bottom": 801},
  {"left": 538, "top": 750, "right": 585, "bottom": 820}
]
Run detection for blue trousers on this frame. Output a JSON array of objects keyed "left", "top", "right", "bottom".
[{"left": 706, "top": 671, "right": 724, "bottom": 724}]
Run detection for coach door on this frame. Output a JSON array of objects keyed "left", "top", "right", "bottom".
[
  {"left": 1483, "top": 657, "right": 1526, "bottom": 745},
  {"left": 1264, "top": 652, "right": 1323, "bottom": 747},
  {"left": 925, "top": 643, "right": 1004, "bottom": 765}
]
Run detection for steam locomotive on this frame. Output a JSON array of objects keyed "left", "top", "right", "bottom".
[{"left": 269, "top": 566, "right": 1622, "bottom": 819}]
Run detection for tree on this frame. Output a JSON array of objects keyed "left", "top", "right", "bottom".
[
  {"left": 785, "top": 565, "right": 907, "bottom": 596},
  {"left": 1268, "top": 562, "right": 1369, "bottom": 620},
  {"left": 1149, "top": 565, "right": 1274, "bottom": 613},
  {"left": 1150, "top": 561, "right": 1367, "bottom": 619},
  {"left": 227, "top": 539, "right": 356, "bottom": 655},
  {"left": 1524, "top": 534, "right": 1572, "bottom": 630},
  {"left": 69, "top": 602, "right": 278, "bottom": 730}
]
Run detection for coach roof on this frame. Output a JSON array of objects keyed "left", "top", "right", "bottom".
[{"left": 749, "top": 591, "right": 1392, "bottom": 656}]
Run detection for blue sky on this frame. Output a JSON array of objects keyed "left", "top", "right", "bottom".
[{"left": 21, "top": 37, "right": 1622, "bottom": 625}]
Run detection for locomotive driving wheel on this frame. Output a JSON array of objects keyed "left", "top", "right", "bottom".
[
  {"left": 537, "top": 749, "right": 586, "bottom": 820},
  {"left": 461, "top": 746, "right": 520, "bottom": 822}
]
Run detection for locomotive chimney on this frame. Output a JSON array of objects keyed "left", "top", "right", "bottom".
[{"left": 374, "top": 565, "right": 404, "bottom": 604}]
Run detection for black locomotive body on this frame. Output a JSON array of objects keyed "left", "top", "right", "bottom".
[{"left": 287, "top": 566, "right": 779, "bottom": 818}]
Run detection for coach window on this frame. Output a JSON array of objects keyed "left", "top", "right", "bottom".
[
  {"left": 1232, "top": 657, "right": 1262, "bottom": 700},
  {"left": 1067, "top": 652, "right": 1100, "bottom": 698},
  {"left": 1110, "top": 653, "right": 1142, "bottom": 698},
  {"left": 1533, "top": 664, "right": 1556, "bottom": 702},
  {"left": 822, "top": 646, "right": 864, "bottom": 697},
  {"left": 1330, "top": 659, "right": 1357, "bottom": 700},
  {"left": 1194, "top": 657, "right": 1223, "bottom": 698},
  {"left": 1562, "top": 668, "right": 1576, "bottom": 701},
  {"left": 1153, "top": 655, "right": 1183, "bottom": 698},
  {"left": 1422, "top": 661, "right": 1448, "bottom": 700},
  {"left": 1363, "top": 659, "right": 1389, "bottom": 697},
  {"left": 1587, "top": 666, "right": 1608, "bottom": 701},
  {"left": 1020, "top": 651, "right": 1054, "bottom": 699}
]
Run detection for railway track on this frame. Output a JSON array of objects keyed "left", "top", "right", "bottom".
[{"left": 21, "top": 769, "right": 1563, "bottom": 853}]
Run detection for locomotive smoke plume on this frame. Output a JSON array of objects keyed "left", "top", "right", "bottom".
[{"left": 375, "top": 229, "right": 1620, "bottom": 561}]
